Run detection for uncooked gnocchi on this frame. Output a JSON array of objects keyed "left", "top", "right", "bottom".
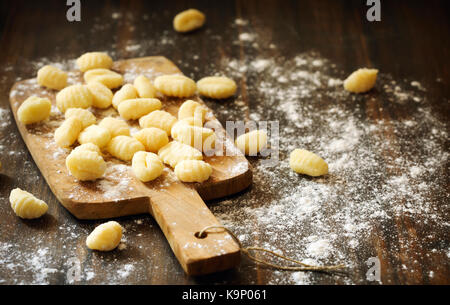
[
  {"left": 76, "top": 52, "right": 113, "bottom": 72},
  {"left": 17, "top": 96, "right": 52, "bottom": 124},
  {"left": 112, "top": 84, "right": 138, "bottom": 109},
  {"left": 78, "top": 125, "right": 111, "bottom": 148},
  {"left": 134, "top": 75, "right": 156, "bottom": 98},
  {"left": 54, "top": 117, "right": 83, "bottom": 148},
  {"left": 235, "top": 130, "right": 267, "bottom": 156},
  {"left": 87, "top": 82, "right": 113, "bottom": 109},
  {"left": 65, "top": 108, "right": 96, "bottom": 129},
  {"left": 98, "top": 117, "right": 130, "bottom": 138},
  {"left": 56, "top": 84, "right": 93, "bottom": 113},
  {"left": 84, "top": 68, "right": 123, "bottom": 89},
  {"left": 178, "top": 100, "right": 207, "bottom": 126},
  {"left": 174, "top": 160, "right": 212, "bottom": 183},
  {"left": 37, "top": 65, "right": 67, "bottom": 90},
  {"left": 343, "top": 68, "right": 378, "bottom": 93},
  {"left": 154, "top": 74, "right": 196, "bottom": 98},
  {"left": 173, "top": 9, "right": 206, "bottom": 33},
  {"left": 131, "top": 151, "right": 164, "bottom": 182},
  {"left": 197, "top": 76, "right": 237, "bottom": 99},
  {"left": 107, "top": 136, "right": 145, "bottom": 161},
  {"left": 139, "top": 110, "right": 177, "bottom": 136},
  {"left": 289, "top": 149, "right": 328, "bottom": 177},
  {"left": 66, "top": 148, "right": 106, "bottom": 181},
  {"left": 117, "top": 98, "right": 162, "bottom": 120},
  {"left": 133, "top": 127, "right": 169, "bottom": 153},
  {"left": 158, "top": 141, "right": 202, "bottom": 168},
  {"left": 9, "top": 188, "right": 48, "bottom": 219},
  {"left": 171, "top": 123, "right": 216, "bottom": 152},
  {"left": 73, "top": 143, "right": 102, "bottom": 154},
  {"left": 86, "top": 221, "right": 123, "bottom": 251}
]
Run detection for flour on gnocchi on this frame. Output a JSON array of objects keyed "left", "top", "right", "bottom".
[
  {"left": 158, "top": 141, "right": 202, "bottom": 168},
  {"left": 37, "top": 65, "right": 67, "bottom": 90},
  {"left": 134, "top": 75, "right": 156, "bottom": 98},
  {"left": 132, "top": 151, "right": 164, "bottom": 182},
  {"left": 197, "top": 76, "right": 237, "bottom": 99},
  {"left": 66, "top": 148, "right": 106, "bottom": 181},
  {"left": 56, "top": 84, "right": 93, "bottom": 113},
  {"left": 9, "top": 188, "right": 48, "bottom": 219},
  {"left": 86, "top": 221, "right": 123, "bottom": 251},
  {"left": 289, "top": 149, "right": 328, "bottom": 177},
  {"left": 343, "top": 68, "right": 378, "bottom": 93},
  {"left": 139, "top": 110, "right": 177, "bottom": 136},
  {"left": 87, "top": 82, "right": 113, "bottom": 109},
  {"left": 118, "top": 98, "right": 162, "bottom": 120},
  {"left": 84, "top": 68, "right": 123, "bottom": 89},
  {"left": 133, "top": 127, "right": 169, "bottom": 153},
  {"left": 17, "top": 96, "right": 52, "bottom": 124},
  {"left": 174, "top": 160, "right": 212, "bottom": 183},
  {"left": 235, "top": 130, "right": 267, "bottom": 156},
  {"left": 77, "top": 52, "right": 113, "bottom": 72},
  {"left": 173, "top": 9, "right": 206, "bottom": 33},
  {"left": 54, "top": 117, "right": 83, "bottom": 148},
  {"left": 154, "top": 74, "right": 196, "bottom": 98},
  {"left": 78, "top": 125, "right": 111, "bottom": 148},
  {"left": 107, "top": 135, "right": 145, "bottom": 161},
  {"left": 65, "top": 108, "right": 96, "bottom": 129}
]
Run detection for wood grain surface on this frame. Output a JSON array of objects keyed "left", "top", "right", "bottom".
[{"left": 0, "top": 0, "right": 448, "bottom": 284}]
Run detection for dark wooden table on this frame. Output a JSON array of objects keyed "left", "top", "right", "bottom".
[{"left": 0, "top": 0, "right": 448, "bottom": 285}]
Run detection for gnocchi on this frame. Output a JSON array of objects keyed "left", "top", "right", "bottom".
[
  {"left": 107, "top": 136, "right": 145, "bottom": 161},
  {"left": 66, "top": 148, "right": 106, "bottom": 181},
  {"left": 343, "top": 68, "right": 378, "bottom": 93},
  {"left": 17, "top": 96, "right": 52, "bottom": 124},
  {"left": 65, "top": 108, "right": 96, "bottom": 129},
  {"left": 78, "top": 125, "right": 111, "bottom": 148},
  {"left": 197, "top": 76, "right": 237, "bottom": 99},
  {"left": 84, "top": 68, "right": 123, "bottom": 89},
  {"left": 173, "top": 9, "right": 206, "bottom": 33},
  {"left": 139, "top": 110, "right": 177, "bottom": 136},
  {"left": 289, "top": 149, "right": 328, "bottom": 177},
  {"left": 117, "top": 98, "right": 162, "bottom": 120},
  {"left": 98, "top": 117, "right": 130, "bottom": 137},
  {"left": 86, "top": 221, "right": 123, "bottom": 251},
  {"left": 56, "top": 84, "right": 93, "bottom": 113},
  {"left": 9, "top": 188, "right": 48, "bottom": 219},
  {"left": 235, "top": 130, "right": 268, "bottom": 156},
  {"left": 154, "top": 74, "right": 196, "bottom": 98},
  {"left": 87, "top": 82, "right": 113, "bottom": 109},
  {"left": 171, "top": 123, "right": 216, "bottom": 152},
  {"left": 178, "top": 100, "right": 207, "bottom": 126},
  {"left": 158, "top": 141, "right": 202, "bottom": 168},
  {"left": 131, "top": 151, "right": 164, "bottom": 182},
  {"left": 133, "top": 127, "right": 169, "bottom": 153},
  {"left": 76, "top": 52, "right": 113, "bottom": 72},
  {"left": 73, "top": 143, "right": 102, "bottom": 154},
  {"left": 134, "top": 75, "right": 156, "bottom": 98},
  {"left": 174, "top": 160, "right": 212, "bottom": 183},
  {"left": 112, "top": 84, "right": 138, "bottom": 109},
  {"left": 37, "top": 65, "right": 67, "bottom": 90},
  {"left": 54, "top": 117, "right": 83, "bottom": 148}
]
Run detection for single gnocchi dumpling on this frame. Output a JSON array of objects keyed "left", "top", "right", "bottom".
[
  {"left": 76, "top": 52, "right": 113, "bottom": 72},
  {"left": 98, "top": 117, "right": 130, "bottom": 138},
  {"left": 66, "top": 148, "right": 106, "bottom": 181},
  {"left": 154, "top": 74, "right": 196, "bottom": 98},
  {"left": 17, "top": 96, "right": 52, "bottom": 124},
  {"left": 171, "top": 122, "right": 216, "bottom": 152},
  {"left": 134, "top": 75, "right": 156, "bottom": 98},
  {"left": 139, "top": 110, "right": 177, "bottom": 136},
  {"left": 173, "top": 9, "right": 206, "bottom": 33},
  {"left": 65, "top": 108, "right": 96, "bottom": 129},
  {"left": 86, "top": 221, "right": 123, "bottom": 251},
  {"left": 54, "top": 117, "right": 83, "bottom": 148},
  {"left": 84, "top": 68, "right": 123, "bottom": 89},
  {"left": 73, "top": 143, "right": 102, "bottom": 154},
  {"left": 197, "top": 76, "right": 237, "bottom": 99},
  {"left": 78, "top": 125, "right": 111, "bottom": 148},
  {"left": 133, "top": 127, "right": 169, "bottom": 153},
  {"left": 289, "top": 149, "right": 328, "bottom": 177},
  {"left": 112, "top": 84, "right": 138, "bottom": 109},
  {"left": 158, "top": 141, "right": 202, "bottom": 168},
  {"left": 87, "top": 82, "right": 113, "bottom": 109},
  {"left": 235, "top": 130, "right": 267, "bottom": 156},
  {"left": 343, "top": 68, "right": 378, "bottom": 93},
  {"left": 107, "top": 135, "right": 145, "bottom": 161},
  {"left": 131, "top": 151, "right": 164, "bottom": 182},
  {"left": 37, "top": 65, "right": 67, "bottom": 90},
  {"left": 56, "top": 84, "right": 93, "bottom": 113},
  {"left": 178, "top": 100, "right": 207, "bottom": 126},
  {"left": 9, "top": 188, "right": 48, "bottom": 219},
  {"left": 117, "top": 98, "right": 162, "bottom": 120},
  {"left": 174, "top": 160, "right": 212, "bottom": 183}
]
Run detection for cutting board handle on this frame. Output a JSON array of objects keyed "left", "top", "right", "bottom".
[{"left": 147, "top": 181, "right": 241, "bottom": 275}]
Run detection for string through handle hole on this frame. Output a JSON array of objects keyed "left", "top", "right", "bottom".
[{"left": 194, "top": 231, "right": 207, "bottom": 239}]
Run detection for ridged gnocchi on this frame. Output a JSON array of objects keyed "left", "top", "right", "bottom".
[
  {"left": 289, "top": 149, "right": 328, "bottom": 177},
  {"left": 84, "top": 68, "right": 123, "bottom": 89},
  {"left": 133, "top": 127, "right": 169, "bottom": 153},
  {"left": 107, "top": 136, "right": 145, "bottom": 161},
  {"left": 174, "top": 160, "right": 212, "bottom": 183},
  {"left": 117, "top": 98, "right": 162, "bottom": 120},
  {"left": 154, "top": 74, "right": 196, "bottom": 98},
  {"left": 134, "top": 75, "right": 156, "bottom": 98},
  {"left": 197, "top": 76, "right": 237, "bottom": 99},
  {"left": 76, "top": 52, "right": 113, "bottom": 72},
  {"left": 54, "top": 117, "right": 83, "bottom": 148},
  {"left": 171, "top": 123, "right": 216, "bottom": 152},
  {"left": 173, "top": 9, "right": 206, "bottom": 33},
  {"left": 343, "top": 68, "right": 378, "bottom": 93},
  {"left": 17, "top": 96, "right": 52, "bottom": 124},
  {"left": 112, "top": 84, "right": 138, "bottom": 109},
  {"left": 131, "top": 151, "right": 164, "bottom": 182},
  {"left": 65, "top": 108, "right": 96, "bottom": 129},
  {"left": 139, "top": 110, "right": 177, "bottom": 136},
  {"left": 37, "top": 65, "right": 67, "bottom": 90},
  {"left": 9, "top": 188, "right": 48, "bottom": 219},
  {"left": 98, "top": 117, "right": 130, "bottom": 137},
  {"left": 73, "top": 143, "right": 102, "bottom": 154},
  {"left": 158, "top": 141, "right": 202, "bottom": 168},
  {"left": 78, "top": 125, "right": 111, "bottom": 148},
  {"left": 178, "top": 100, "right": 207, "bottom": 126},
  {"left": 235, "top": 130, "right": 268, "bottom": 155},
  {"left": 66, "top": 148, "right": 106, "bottom": 181},
  {"left": 87, "top": 82, "right": 113, "bottom": 109},
  {"left": 56, "top": 84, "right": 93, "bottom": 113},
  {"left": 86, "top": 221, "right": 123, "bottom": 251}
]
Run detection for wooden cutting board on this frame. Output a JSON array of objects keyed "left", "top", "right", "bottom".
[{"left": 9, "top": 56, "right": 252, "bottom": 276}]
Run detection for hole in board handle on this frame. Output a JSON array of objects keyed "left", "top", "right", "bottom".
[{"left": 194, "top": 231, "right": 207, "bottom": 239}]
